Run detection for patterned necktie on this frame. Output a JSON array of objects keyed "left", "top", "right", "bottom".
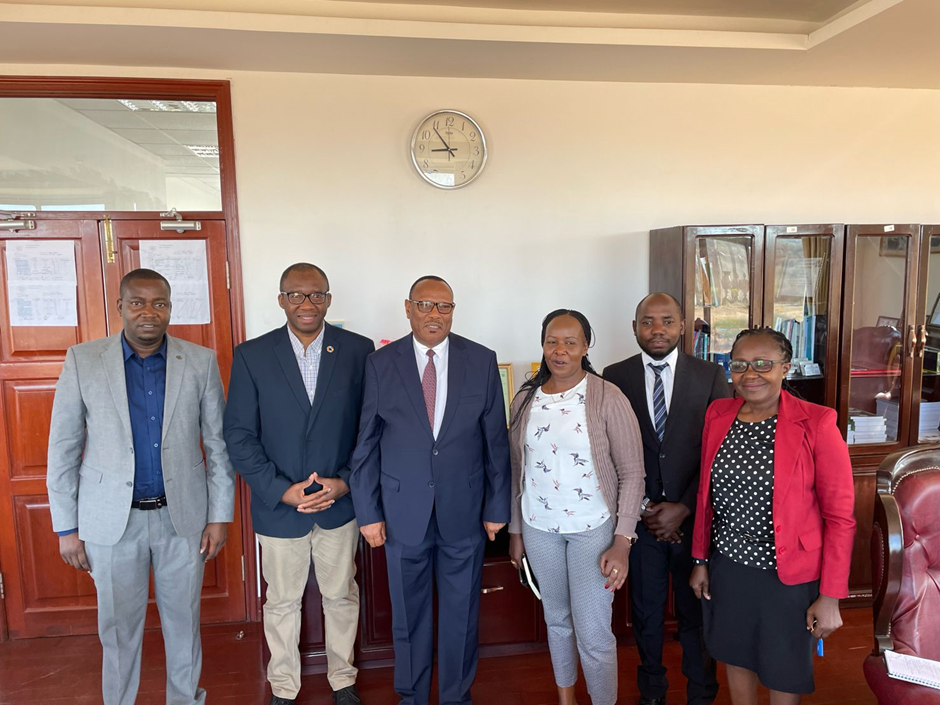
[
  {"left": 649, "top": 362, "right": 668, "bottom": 442},
  {"left": 422, "top": 349, "right": 436, "bottom": 431}
]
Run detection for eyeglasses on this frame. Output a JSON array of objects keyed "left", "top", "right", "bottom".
[
  {"left": 409, "top": 300, "right": 456, "bottom": 315},
  {"left": 729, "top": 359, "right": 788, "bottom": 374},
  {"left": 281, "top": 291, "right": 329, "bottom": 305}
]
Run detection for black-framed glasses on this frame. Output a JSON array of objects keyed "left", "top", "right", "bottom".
[
  {"left": 281, "top": 291, "right": 329, "bottom": 305},
  {"left": 729, "top": 358, "right": 787, "bottom": 374},
  {"left": 409, "top": 300, "right": 456, "bottom": 315}
]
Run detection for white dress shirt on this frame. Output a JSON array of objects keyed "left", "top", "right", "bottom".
[
  {"left": 413, "top": 336, "right": 449, "bottom": 439},
  {"left": 287, "top": 325, "right": 324, "bottom": 404},
  {"left": 641, "top": 347, "right": 678, "bottom": 426}
]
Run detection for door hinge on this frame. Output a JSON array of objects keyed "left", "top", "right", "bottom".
[
  {"left": 225, "top": 261, "right": 231, "bottom": 290},
  {"left": 241, "top": 555, "right": 245, "bottom": 582},
  {"left": 0, "top": 572, "right": 5, "bottom": 600}
]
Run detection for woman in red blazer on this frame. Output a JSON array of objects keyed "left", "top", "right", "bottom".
[{"left": 690, "top": 327, "right": 855, "bottom": 703}]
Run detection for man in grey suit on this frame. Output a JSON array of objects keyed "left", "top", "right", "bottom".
[{"left": 46, "top": 268, "right": 235, "bottom": 705}]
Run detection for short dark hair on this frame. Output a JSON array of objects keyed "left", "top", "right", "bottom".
[
  {"left": 120, "top": 268, "right": 171, "bottom": 298},
  {"left": 635, "top": 292, "right": 683, "bottom": 320},
  {"left": 409, "top": 275, "right": 452, "bottom": 299},
  {"left": 280, "top": 263, "right": 330, "bottom": 292},
  {"left": 731, "top": 326, "right": 793, "bottom": 362}
]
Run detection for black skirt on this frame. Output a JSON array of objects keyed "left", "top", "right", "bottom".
[{"left": 702, "top": 551, "right": 820, "bottom": 694}]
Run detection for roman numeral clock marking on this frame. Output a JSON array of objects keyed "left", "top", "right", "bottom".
[{"left": 410, "top": 109, "right": 488, "bottom": 190}]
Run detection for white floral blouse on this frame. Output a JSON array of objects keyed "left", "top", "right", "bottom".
[{"left": 521, "top": 377, "right": 610, "bottom": 534}]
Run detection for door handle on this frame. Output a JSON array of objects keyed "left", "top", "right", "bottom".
[
  {"left": 919, "top": 324, "right": 927, "bottom": 358},
  {"left": 480, "top": 586, "right": 504, "bottom": 595},
  {"left": 104, "top": 216, "right": 116, "bottom": 263},
  {"left": 908, "top": 325, "right": 916, "bottom": 358}
]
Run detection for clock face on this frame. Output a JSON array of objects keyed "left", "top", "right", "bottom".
[{"left": 410, "top": 110, "right": 487, "bottom": 189}]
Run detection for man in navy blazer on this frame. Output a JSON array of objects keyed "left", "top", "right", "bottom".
[
  {"left": 224, "top": 263, "right": 374, "bottom": 705},
  {"left": 349, "top": 275, "right": 511, "bottom": 705}
]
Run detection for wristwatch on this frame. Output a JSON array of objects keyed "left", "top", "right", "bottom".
[{"left": 639, "top": 496, "right": 651, "bottom": 516}]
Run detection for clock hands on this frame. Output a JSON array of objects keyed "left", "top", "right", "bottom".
[{"left": 432, "top": 126, "right": 457, "bottom": 161}]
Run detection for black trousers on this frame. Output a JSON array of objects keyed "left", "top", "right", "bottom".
[{"left": 629, "top": 518, "right": 718, "bottom": 704}]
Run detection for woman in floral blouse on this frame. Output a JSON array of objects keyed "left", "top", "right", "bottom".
[{"left": 508, "top": 309, "right": 645, "bottom": 705}]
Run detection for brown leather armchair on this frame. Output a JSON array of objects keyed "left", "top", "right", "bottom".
[{"left": 863, "top": 445, "right": 940, "bottom": 704}]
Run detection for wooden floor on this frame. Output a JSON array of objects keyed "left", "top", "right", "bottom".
[{"left": 0, "top": 608, "right": 877, "bottom": 704}]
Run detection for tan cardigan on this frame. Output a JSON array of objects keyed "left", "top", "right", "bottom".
[{"left": 508, "top": 372, "right": 645, "bottom": 539}]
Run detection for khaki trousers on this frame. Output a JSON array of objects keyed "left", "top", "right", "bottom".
[{"left": 257, "top": 519, "right": 360, "bottom": 699}]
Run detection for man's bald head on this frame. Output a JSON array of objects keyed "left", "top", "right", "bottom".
[{"left": 633, "top": 292, "right": 685, "bottom": 360}]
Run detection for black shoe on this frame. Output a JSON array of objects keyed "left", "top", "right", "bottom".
[
  {"left": 638, "top": 698, "right": 666, "bottom": 705},
  {"left": 269, "top": 696, "right": 295, "bottom": 705},
  {"left": 334, "top": 685, "right": 363, "bottom": 704}
]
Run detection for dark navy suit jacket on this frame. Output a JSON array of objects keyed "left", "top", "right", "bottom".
[
  {"left": 223, "top": 324, "right": 375, "bottom": 538},
  {"left": 349, "top": 333, "right": 511, "bottom": 546}
]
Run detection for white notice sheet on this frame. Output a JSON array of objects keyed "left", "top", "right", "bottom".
[
  {"left": 5, "top": 240, "right": 78, "bottom": 326},
  {"left": 139, "top": 240, "right": 211, "bottom": 325}
]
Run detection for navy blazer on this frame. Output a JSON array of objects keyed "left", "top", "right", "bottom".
[
  {"left": 223, "top": 324, "right": 375, "bottom": 538},
  {"left": 349, "top": 334, "right": 511, "bottom": 547}
]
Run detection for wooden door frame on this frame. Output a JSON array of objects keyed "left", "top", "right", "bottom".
[
  {"left": 762, "top": 224, "right": 845, "bottom": 409},
  {"left": 0, "top": 76, "right": 257, "bottom": 637},
  {"left": 838, "top": 224, "right": 921, "bottom": 458}
]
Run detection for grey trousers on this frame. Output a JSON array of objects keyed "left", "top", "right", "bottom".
[
  {"left": 522, "top": 520, "right": 618, "bottom": 705},
  {"left": 85, "top": 506, "right": 206, "bottom": 705}
]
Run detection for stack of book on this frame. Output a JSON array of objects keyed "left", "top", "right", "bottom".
[
  {"left": 918, "top": 401, "right": 940, "bottom": 442},
  {"left": 875, "top": 398, "right": 940, "bottom": 442},
  {"left": 848, "top": 409, "right": 888, "bottom": 445}
]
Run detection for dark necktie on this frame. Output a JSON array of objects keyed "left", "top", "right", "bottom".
[
  {"left": 649, "top": 362, "right": 668, "bottom": 442},
  {"left": 422, "top": 349, "right": 436, "bottom": 431}
]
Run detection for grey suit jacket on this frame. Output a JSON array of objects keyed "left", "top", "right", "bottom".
[{"left": 46, "top": 332, "right": 235, "bottom": 546}]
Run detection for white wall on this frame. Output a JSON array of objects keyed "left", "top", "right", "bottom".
[{"left": 4, "top": 65, "right": 940, "bottom": 385}]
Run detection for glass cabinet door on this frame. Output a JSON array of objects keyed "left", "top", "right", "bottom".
[
  {"left": 690, "top": 227, "right": 763, "bottom": 377},
  {"left": 915, "top": 225, "right": 940, "bottom": 444},
  {"left": 764, "top": 226, "right": 843, "bottom": 407},
  {"left": 842, "top": 226, "right": 918, "bottom": 450}
]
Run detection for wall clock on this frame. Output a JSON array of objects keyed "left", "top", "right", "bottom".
[{"left": 410, "top": 110, "right": 487, "bottom": 189}]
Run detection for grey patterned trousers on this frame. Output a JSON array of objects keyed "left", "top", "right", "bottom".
[{"left": 522, "top": 520, "right": 618, "bottom": 705}]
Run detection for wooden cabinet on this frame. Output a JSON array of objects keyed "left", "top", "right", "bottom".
[{"left": 649, "top": 223, "right": 940, "bottom": 600}]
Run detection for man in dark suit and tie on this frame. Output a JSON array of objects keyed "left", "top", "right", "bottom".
[
  {"left": 224, "top": 263, "right": 375, "bottom": 705},
  {"left": 349, "top": 275, "right": 511, "bottom": 705},
  {"left": 603, "top": 292, "right": 729, "bottom": 705}
]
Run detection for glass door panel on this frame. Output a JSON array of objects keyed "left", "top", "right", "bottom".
[
  {"left": 846, "top": 235, "right": 909, "bottom": 446},
  {"left": 770, "top": 236, "right": 832, "bottom": 405},
  {"left": 693, "top": 236, "right": 754, "bottom": 377},
  {"left": 917, "top": 227, "right": 940, "bottom": 443}
]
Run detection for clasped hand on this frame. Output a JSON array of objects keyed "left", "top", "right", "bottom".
[{"left": 281, "top": 472, "right": 349, "bottom": 514}]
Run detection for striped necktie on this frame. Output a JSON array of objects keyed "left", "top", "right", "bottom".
[{"left": 649, "top": 362, "right": 669, "bottom": 442}]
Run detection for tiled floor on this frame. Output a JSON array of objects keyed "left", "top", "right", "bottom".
[{"left": 0, "top": 608, "right": 877, "bottom": 704}]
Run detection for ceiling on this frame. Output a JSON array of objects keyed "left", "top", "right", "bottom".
[
  {"left": 0, "top": 0, "right": 936, "bottom": 89},
  {"left": 349, "top": 0, "right": 862, "bottom": 22},
  {"left": 54, "top": 98, "right": 221, "bottom": 191}
]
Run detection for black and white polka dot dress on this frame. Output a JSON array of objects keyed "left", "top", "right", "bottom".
[
  {"left": 702, "top": 414, "right": 821, "bottom": 695},
  {"left": 710, "top": 415, "right": 777, "bottom": 569}
]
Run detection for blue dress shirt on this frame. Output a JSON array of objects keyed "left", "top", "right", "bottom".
[
  {"left": 123, "top": 333, "right": 168, "bottom": 501},
  {"left": 57, "top": 334, "right": 168, "bottom": 537}
]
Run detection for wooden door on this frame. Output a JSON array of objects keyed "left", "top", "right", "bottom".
[
  {"left": 0, "top": 217, "right": 245, "bottom": 639},
  {"left": 762, "top": 224, "right": 845, "bottom": 408},
  {"left": 0, "top": 220, "right": 108, "bottom": 639},
  {"left": 98, "top": 219, "right": 245, "bottom": 626}
]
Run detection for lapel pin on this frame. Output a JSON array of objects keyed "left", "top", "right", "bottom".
[{"left": 326, "top": 346, "right": 335, "bottom": 354}]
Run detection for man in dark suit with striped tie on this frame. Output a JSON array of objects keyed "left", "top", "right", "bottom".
[{"left": 603, "top": 293, "right": 729, "bottom": 705}]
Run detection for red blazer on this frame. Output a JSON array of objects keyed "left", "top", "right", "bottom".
[{"left": 692, "top": 391, "right": 856, "bottom": 599}]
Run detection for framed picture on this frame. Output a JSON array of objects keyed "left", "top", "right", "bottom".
[
  {"left": 876, "top": 316, "right": 900, "bottom": 328},
  {"left": 879, "top": 236, "right": 908, "bottom": 257},
  {"left": 498, "top": 363, "right": 514, "bottom": 426}
]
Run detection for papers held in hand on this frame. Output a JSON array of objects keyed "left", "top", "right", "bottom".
[
  {"left": 884, "top": 650, "right": 940, "bottom": 691},
  {"left": 518, "top": 554, "right": 541, "bottom": 601}
]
